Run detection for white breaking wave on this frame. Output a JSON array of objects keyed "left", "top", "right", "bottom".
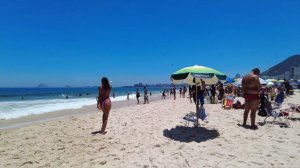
[
  {"left": 110, "top": 93, "right": 136, "bottom": 101},
  {"left": 0, "top": 95, "right": 131, "bottom": 119}
]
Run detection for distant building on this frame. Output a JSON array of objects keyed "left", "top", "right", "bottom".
[
  {"left": 292, "top": 65, "right": 300, "bottom": 79},
  {"left": 262, "top": 65, "right": 300, "bottom": 80}
]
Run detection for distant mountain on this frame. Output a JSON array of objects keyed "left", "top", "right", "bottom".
[
  {"left": 64, "top": 85, "right": 72, "bottom": 88},
  {"left": 261, "top": 55, "right": 300, "bottom": 77},
  {"left": 234, "top": 73, "right": 241, "bottom": 79},
  {"left": 36, "top": 83, "right": 48, "bottom": 88}
]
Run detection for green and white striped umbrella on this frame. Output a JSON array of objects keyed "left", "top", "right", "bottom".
[{"left": 171, "top": 65, "right": 227, "bottom": 85}]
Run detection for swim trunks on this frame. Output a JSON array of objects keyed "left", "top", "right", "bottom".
[{"left": 244, "top": 94, "right": 259, "bottom": 101}]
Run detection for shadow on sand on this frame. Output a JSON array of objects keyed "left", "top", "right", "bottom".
[
  {"left": 289, "top": 117, "right": 300, "bottom": 122},
  {"left": 163, "top": 126, "right": 219, "bottom": 143}
]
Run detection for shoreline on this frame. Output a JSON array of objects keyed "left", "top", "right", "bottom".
[{"left": 0, "top": 93, "right": 164, "bottom": 130}]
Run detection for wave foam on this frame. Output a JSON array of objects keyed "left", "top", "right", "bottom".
[
  {"left": 0, "top": 94, "right": 137, "bottom": 119},
  {"left": 0, "top": 98, "right": 96, "bottom": 119}
]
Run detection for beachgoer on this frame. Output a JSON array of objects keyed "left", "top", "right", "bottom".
[
  {"left": 144, "top": 86, "right": 149, "bottom": 104},
  {"left": 282, "top": 79, "right": 291, "bottom": 96},
  {"left": 136, "top": 89, "right": 140, "bottom": 104},
  {"left": 188, "top": 85, "right": 193, "bottom": 103},
  {"left": 179, "top": 88, "right": 182, "bottom": 98},
  {"left": 92, "top": 77, "right": 112, "bottom": 135},
  {"left": 210, "top": 84, "right": 216, "bottom": 104},
  {"left": 113, "top": 92, "right": 115, "bottom": 98},
  {"left": 216, "top": 81, "right": 224, "bottom": 101},
  {"left": 183, "top": 86, "right": 187, "bottom": 98},
  {"left": 162, "top": 90, "right": 166, "bottom": 99},
  {"left": 275, "top": 87, "right": 284, "bottom": 105},
  {"left": 192, "top": 79, "right": 206, "bottom": 107},
  {"left": 173, "top": 85, "right": 176, "bottom": 100},
  {"left": 241, "top": 68, "right": 261, "bottom": 129},
  {"left": 127, "top": 92, "right": 129, "bottom": 100}
]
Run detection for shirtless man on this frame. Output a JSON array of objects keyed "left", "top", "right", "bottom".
[{"left": 242, "top": 68, "right": 261, "bottom": 129}]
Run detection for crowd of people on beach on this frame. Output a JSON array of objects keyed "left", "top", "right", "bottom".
[{"left": 93, "top": 71, "right": 296, "bottom": 135}]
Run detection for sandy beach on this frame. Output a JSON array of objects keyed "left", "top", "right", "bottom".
[{"left": 1, "top": 91, "right": 300, "bottom": 168}]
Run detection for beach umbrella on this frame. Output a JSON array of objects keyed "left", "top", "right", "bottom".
[
  {"left": 226, "top": 77, "right": 235, "bottom": 84},
  {"left": 170, "top": 65, "right": 226, "bottom": 127},
  {"left": 171, "top": 65, "right": 227, "bottom": 85},
  {"left": 266, "top": 79, "right": 278, "bottom": 83},
  {"left": 234, "top": 78, "right": 267, "bottom": 85},
  {"left": 267, "top": 81, "right": 275, "bottom": 87}
]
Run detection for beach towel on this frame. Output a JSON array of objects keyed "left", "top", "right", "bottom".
[{"left": 198, "top": 106, "right": 206, "bottom": 121}]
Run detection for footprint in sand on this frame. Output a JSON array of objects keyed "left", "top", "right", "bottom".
[
  {"left": 98, "top": 147, "right": 106, "bottom": 151},
  {"left": 228, "top": 154, "right": 236, "bottom": 158},
  {"left": 154, "top": 144, "right": 161, "bottom": 148},
  {"left": 99, "top": 161, "right": 107, "bottom": 165},
  {"left": 106, "top": 154, "right": 116, "bottom": 157},
  {"left": 289, "top": 155, "right": 295, "bottom": 159}
]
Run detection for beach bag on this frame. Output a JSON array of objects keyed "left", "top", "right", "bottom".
[
  {"left": 233, "top": 100, "right": 242, "bottom": 109},
  {"left": 197, "top": 106, "right": 207, "bottom": 121},
  {"left": 258, "top": 109, "right": 267, "bottom": 117},
  {"left": 240, "top": 103, "right": 245, "bottom": 109}
]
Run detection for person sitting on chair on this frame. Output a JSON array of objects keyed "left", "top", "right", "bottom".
[{"left": 274, "top": 87, "right": 284, "bottom": 108}]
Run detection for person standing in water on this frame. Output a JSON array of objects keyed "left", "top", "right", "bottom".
[{"left": 92, "top": 77, "right": 112, "bottom": 135}]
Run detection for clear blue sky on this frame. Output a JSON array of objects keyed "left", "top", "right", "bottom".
[{"left": 1, "top": 0, "right": 299, "bottom": 87}]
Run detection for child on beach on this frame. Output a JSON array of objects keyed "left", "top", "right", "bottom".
[{"left": 92, "top": 77, "right": 112, "bottom": 135}]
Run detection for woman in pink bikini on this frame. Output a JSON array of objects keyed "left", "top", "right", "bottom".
[{"left": 92, "top": 77, "right": 112, "bottom": 135}]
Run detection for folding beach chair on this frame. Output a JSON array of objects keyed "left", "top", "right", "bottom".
[
  {"left": 287, "top": 103, "right": 300, "bottom": 119},
  {"left": 272, "top": 102, "right": 282, "bottom": 109},
  {"left": 183, "top": 107, "right": 206, "bottom": 127},
  {"left": 183, "top": 112, "right": 197, "bottom": 126},
  {"left": 222, "top": 95, "right": 234, "bottom": 110},
  {"left": 263, "top": 95, "right": 290, "bottom": 127}
]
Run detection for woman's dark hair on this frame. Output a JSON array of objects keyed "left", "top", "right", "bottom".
[{"left": 101, "top": 77, "right": 111, "bottom": 90}]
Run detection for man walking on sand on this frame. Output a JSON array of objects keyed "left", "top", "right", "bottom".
[{"left": 241, "top": 68, "right": 261, "bottom": 129}]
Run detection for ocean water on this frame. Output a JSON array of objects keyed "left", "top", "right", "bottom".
[{"left": 0, "top": 87, "right": 164, "bottom": 119}]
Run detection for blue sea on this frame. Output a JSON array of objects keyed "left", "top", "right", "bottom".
[{"left": 0, "top": 87, "right": 164, "bottom": 119}]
